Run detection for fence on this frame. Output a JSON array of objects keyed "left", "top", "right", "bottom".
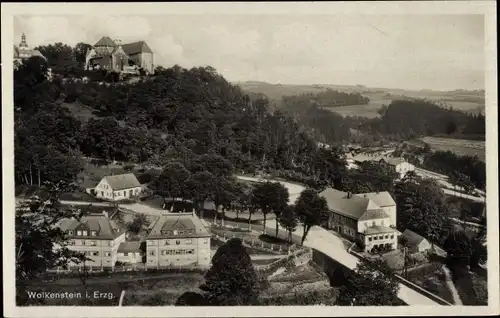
[
  {"left": 211, "top": 231, "right": 295, "bottom": 255},
  {"left": 347, "top": 243, "right": 452, "bottom": 306}
]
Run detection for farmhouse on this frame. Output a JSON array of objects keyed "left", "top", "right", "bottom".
[
  {"left": 94, "top": 173, "right": 142, "bottom": 201},
  {"left": 145, "top": 211, "right": 211, "bottom": 269},
  {"left": 117, "top": 241, "right": 143, "bottom": 264},
  {"left": 58, "top": 210, "right": 126, "bottom": 270},
  {"left": 319, "top": 188, "right": 399, "bottom": 253},
  {"left": 402, "top": 229, "right": 432, "bottom": 253},
  {"left": 379, "top": 157, "right": 415, "bottom": 179},
  {"left": 85, "top": 36, "right": 154, "bottom": 74}
]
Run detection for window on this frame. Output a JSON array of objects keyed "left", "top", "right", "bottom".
[
  {"left": 164, "top": 240, "right": 170, "bottom": 245},
  {"left": 176, "top": 240, "right": 181, "bottom": 245},
  {"left": 149, "top": 251, "right": 155, "bottom": 256},
  {"left": 384, "top": 235, "right": 389, "bottom": 239},
  {"left": 187, "top": 249, "right": 194, "bottom": 254},
  {"left": 92, "top": 251, "right": 99, "bottom": 256},
  {"left": 90, "top": 241, "right": 97, "bottom": 246},
  {"left": 373, "top": 236, "right": 378, "bottom": 241},
  {"left": 368, "top": 237, "right": 372, "bottom": 242},
  {"left": 175, "top": 250, "right": 182, "bottom": 255},
  {"left": 105, "top": 252, "right": 111, "bottom": 257},
  {"left": 379, "top": 236, "right": 383, "bottom": 240},
  {"left": 173, "top": 230, "right": 178, "bottom": 236},
  {"left": 381, "top": 220, "right": 385, "bottom": 226},
  {"left": 77, "top": 230, "right": 82, "bottom": 236},
  {"left": 124, "top": 253, "right": 128, "bottom": 256},
  {"left": 82, "top": 231, "right": 88, "bottom": 236},
  {"left": 179, "top": 231, "right": 184, "bottom": 235},
  {"left": 68, "top": 230, "right": 74, "bottom": 236},
  {"left": 203, "top": 239, "right": 208, "bottom": 244},
  {"left": 185, "top": 239, "right": 192, "bottom": 245},
  {"left": 91, "top": 231, "right": 97, "bottom": 236},
  {"left": 372, "top": 221, "right": 375, "bottom": 226},
  {"left": 390, "top": 235, "right": 394, "bottom": 239},
  {"left": 123, "top": 191, "right": 126, "bottom": 197},
  {"left": 147, "top": 240, "right": 154, "bottom": 246}
]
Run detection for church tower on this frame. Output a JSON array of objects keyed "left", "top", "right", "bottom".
[{"left": 19, "top": 33, "right": 28, "bottom": 49}]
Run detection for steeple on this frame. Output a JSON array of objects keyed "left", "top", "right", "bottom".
[{"left": 19, "top": 33, "right": 28, "bottom": 48}]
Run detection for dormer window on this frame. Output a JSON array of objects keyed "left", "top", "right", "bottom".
[
  {"left": 173, "top": 230, "right": 178, "bottom": 236},
  {"left": 91, "top": 231, "right": 97, "bottom": 236},
  {"left": 68, "top": 230, "right": 74, "bottom": 236},
  {"left": 178, "top": 231, "right": 184, "bottom": 235},
  {"left": 82, "top": 230, "right": 88, "bottom": 236},
  {"left": 77, "top": 230, "right": 82, "bottom": 236}
]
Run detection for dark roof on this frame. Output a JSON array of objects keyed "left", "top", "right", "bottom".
[
  {"left": 403, "top": 229, "right": 428, "bottom": 246},
  {"left": 104, "top": 173, "right": 141, "bottom": 190},
  {"left": 121, "top": 41, "right": 153, "bottom": 55},
  {"left": 319, "top": 188, "right": 379, "bottom": 220},
  {"left": 355, "top": 192, "right": 396, "bottom": 207},
  {"left": 117, "top": 242, "right": 142, "bottom": 253},
  {"left": 59, "top": 213, "right": 123, "bottom": 239},
  {"left": 147, "top": 212, "right": 210, "bottom": 239},
  {"left": 95, "top": 36, "right": 117, "bottom": 47}
]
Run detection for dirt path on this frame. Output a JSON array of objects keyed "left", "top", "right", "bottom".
[{"left": 442, "top": 265, "right": 464, "bottom": 305}]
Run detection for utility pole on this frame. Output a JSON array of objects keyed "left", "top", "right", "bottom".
[{"left": 403, "top": 246, "right": 409, "bottom": 278}]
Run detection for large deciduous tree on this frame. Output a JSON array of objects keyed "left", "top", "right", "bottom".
[
  {"left": 199, "top": 238, "right": 260, "bottom": 305},
  {"left": 294, "top": 189, "right": 329, "bottom": 245},
  {"left": 278, "top": 205, "right": 298, "bottom": 243},
  {"left": 252, "top": 182, "right": 289, "bottom": 235}
]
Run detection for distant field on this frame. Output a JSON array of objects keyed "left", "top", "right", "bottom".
[{"left": 420, "top": 136, "right": 486, "bottom": 161}]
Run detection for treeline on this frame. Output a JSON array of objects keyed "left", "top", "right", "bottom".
[
  {"left": 34, "top": 42, "right": 92, "bottom": 77},
  {"left": 363, "top": 99, "right": 485, "bottom": 138},
  {"left": 282, "top": 89, "right": 370, "bottom": 109},
  {"left": 422, "top": 151, "right": 486, "bottom": 190}
]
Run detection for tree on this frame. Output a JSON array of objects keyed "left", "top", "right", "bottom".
[
  {"left": 16, "top": 181, "right": 89, "bottom": 305},
  {"left": 252, "top": 182, "right": 289, "bottom": 235},
  {"left": 154, "top": 162, "right": 191, "bottom": 199},
  {"left": 175, "top": 292, "right": 208, "bottom": 306},
  {"left": 294, "top": 189, "right": 329, "bottom": 245},
  {"left": 200, "top": 238, "right": 259, "bottom": 305},
  {"left": 278, "top": 205, "right": 298, "bottom": 243},
  {"left": 73, "top": 42, "right": 93, "bottom": 67},
  {"left": 443, "top": 229, "right": 473, "bottom": 267},
  {"left": 126, "top": 214, "right": 150, "bottom": 235},
  {"left": 336, "top": 258, "right": 400, "bottom": 306}
]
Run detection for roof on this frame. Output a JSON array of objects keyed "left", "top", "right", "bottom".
[
  {"left": 359, "top": 209, "right": 390, "bottom": 221},
  {"left": 353, "top": 153, "right": 383, "bottom": 163},
  {"left": 382, "top": 157, "right": 407, "bottom": 166},
  {"left": 147, "top": 212, "right": 211, "bottom": 239},
  {"left": 94, "top": 36, "right": 117, "bottom": 47},
  {"left": 364, "top": 225, "right": 397, "bottom": 235},
  {"left": 59, "top": 213, "right": 123, "bottom": 239},
  {"left": 117, "top": 242, "right": 142, "bottom": 253},
  {"left": 121, "top": 41, "right": 153, "bottom": 55},
  {"left": 319, "top": 188, "right": 380, "bottom": 220},
  {"left": 355, "top": 192, "right": 396, "bottom": 207},
  {"left": 103, "top": 173, "right": 141, "bottom": 190},
  {"left": 403, "top": 229, "right": 428, "bottom": 246}
]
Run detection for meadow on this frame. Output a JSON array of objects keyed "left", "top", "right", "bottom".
[{"left": 420, "top": 136, "right": 486, "bottom": 162}]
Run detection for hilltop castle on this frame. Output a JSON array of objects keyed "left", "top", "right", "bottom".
[
  {"left": 85, "top": 36, "right": 154, "bottom": 74},
  {"left": 14, "top": 33, "right": 46, "bottom": 64}
]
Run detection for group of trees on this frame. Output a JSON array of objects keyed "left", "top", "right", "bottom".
[
  {"left": 34, "top": 42, "right": 92, "bottom": 77},
  {"left": 422, "top": 150, "right": 486, "bottom": 190}
]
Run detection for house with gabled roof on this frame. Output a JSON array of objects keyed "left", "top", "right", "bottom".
[
  {"left": 319, "top": 188, "right": 399, "bottom": 252},
  {"left": 58, "top": 209, "right": 126, "bottom": 270},
  {"left": 117, "top": 241, "right": 144, "bottom": 264},
  {"left": 379, "top": 156, "right": 415, "bottom": 179},
  {"left": 85, "top": 36, "right": 154, "bottom": 74},
  {"left": 146, "top": 211, "right": 211, "bottom": 269},
  {"left": 402, "top": 229, "right": 432, "bottom": 253},
  {"left": 94, "top": 173, "right": 142, "bottom": 201}
]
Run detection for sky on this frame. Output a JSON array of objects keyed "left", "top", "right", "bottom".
[{"left": 14, "top": 14, "right": 485, "bottom": 91}]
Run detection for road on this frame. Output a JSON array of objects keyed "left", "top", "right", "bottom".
[
  {"left": 236, "top": 176, "right": 305, "bottom": 205},
  {"left": 237, "top": 176, "right": 441, "bottom": 306}
]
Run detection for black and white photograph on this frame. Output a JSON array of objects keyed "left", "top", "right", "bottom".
[{"left": 2, "top": 2, "right": 498, "bottom": 317}]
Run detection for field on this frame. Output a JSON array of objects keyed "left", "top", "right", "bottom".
[{"left": 419, "top": 136, "right": 486, "bottom": 161}]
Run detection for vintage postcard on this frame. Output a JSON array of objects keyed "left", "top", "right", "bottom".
[{"left": 2, "top": 1, "right": 498, "bottom": 317}]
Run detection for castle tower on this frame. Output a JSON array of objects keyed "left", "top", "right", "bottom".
[{"left": 19, "top": 33, "right": 28, "bottom": 49}]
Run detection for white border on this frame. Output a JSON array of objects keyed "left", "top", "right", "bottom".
[{"left": 2, "top": 2, "right": 498, "bottom": 317}]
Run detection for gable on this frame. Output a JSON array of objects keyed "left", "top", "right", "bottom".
[{"left": 104, "top": 173, "right": 141, "bottom": 190}]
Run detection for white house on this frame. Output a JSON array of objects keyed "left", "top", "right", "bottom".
[
  {"left": 117, "top": 241, "right": 143, "bottom": 264},
  {"left": 94, "top": 173, "right": 142, "bottom": 201},
  {"left": 380, "top": 157, "right": 415, "bottom": 179},
  {"left": 319, "top": 188, "right": 399, "bottom": 253},
  {"left": 402, "top": 229, "right": 432, "bottom": 254}
]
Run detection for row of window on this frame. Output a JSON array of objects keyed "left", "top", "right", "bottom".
[
  {"left": 68, "top": 240, "right": 115, "bottom": 246},
  {"left": 149, "top": 249, "right": 196, "bottom": 256},
  {"left": 69, "top": 230, "right": 98, "bottom": 237},
  {"left": 83, "top": 251, "right": 112, "bottom": 257},
  {"left": 160, "top": 230, "right": 195, "bottom": 236},
  {"left": 368, "top": 234, "right": 394, "bottom": 242},
  {"left": 147, "top": 238, "right": 208, "bottom": 246}
]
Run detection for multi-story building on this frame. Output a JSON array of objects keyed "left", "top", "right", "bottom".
[
  {"left": 146, "top": 211, "right": 211, "bottom": 269},
  {"left": 379, "top": 157, "right": 415, "bottom": 179},
  {"left": 58, "top": 209, "right": 126, "bottom": 270},
  {"left": 319, "top": 188, "right": 399, "bottom": 252},
  {"left": 85, "top": 36, "right": 154, "bottom": 74}
]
